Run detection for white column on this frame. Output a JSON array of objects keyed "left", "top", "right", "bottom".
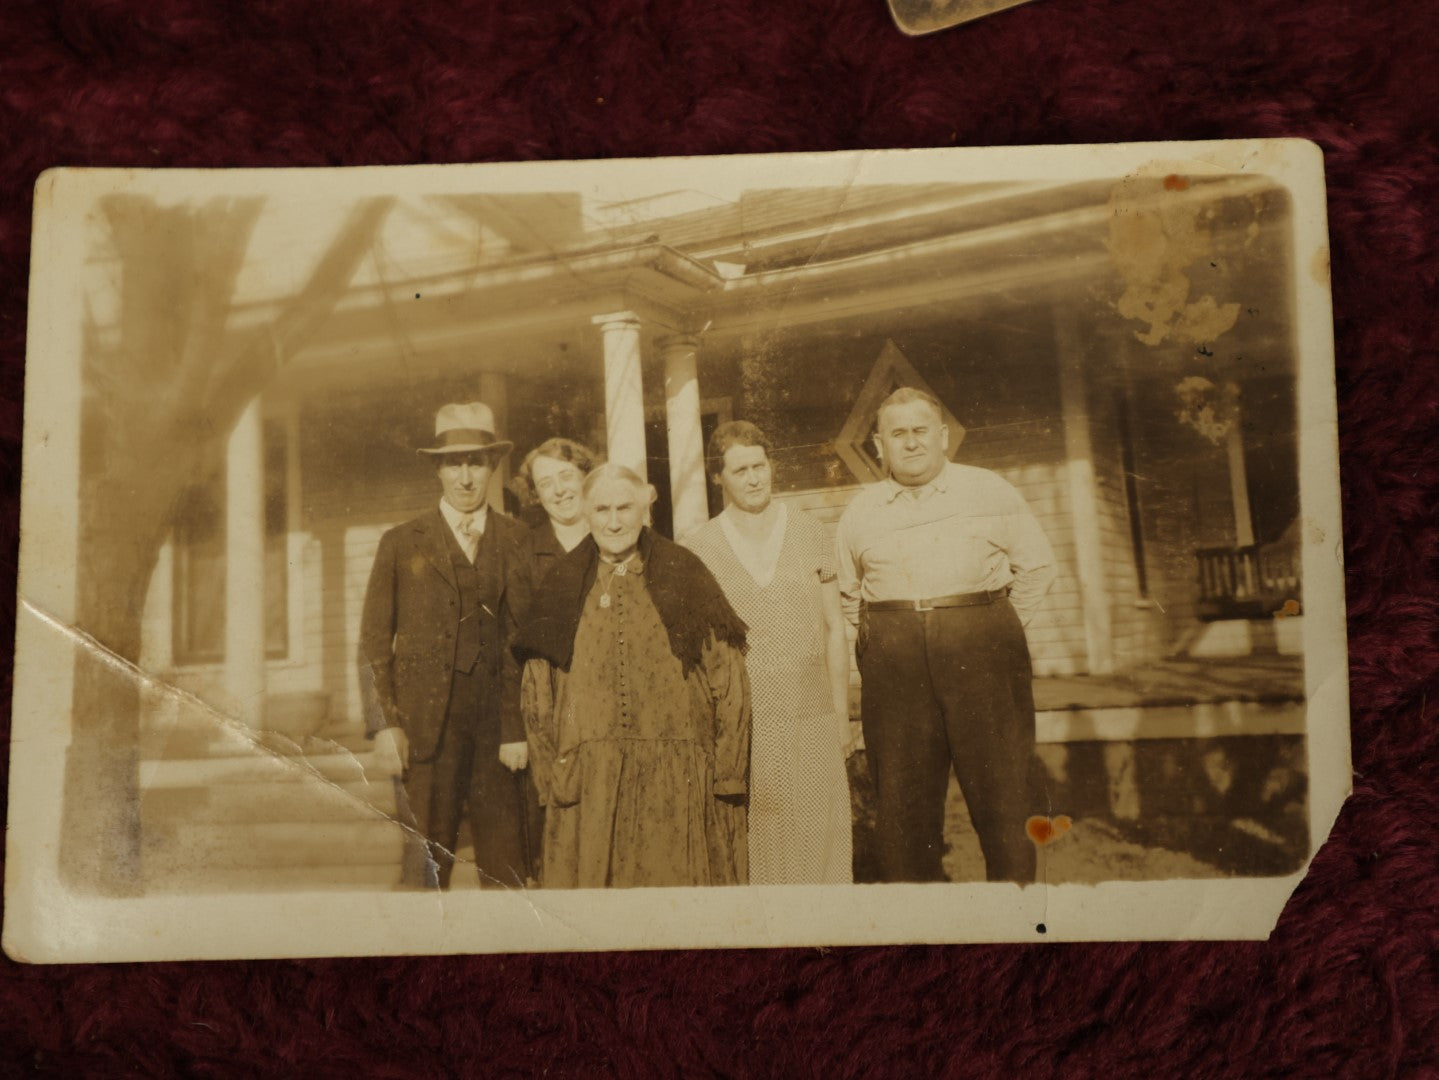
[
  {"left": 661, "top": 335, "right": 708, "bottom": 541},
  {"left": 480, "top": 370, "right": 509, "bottom": 511},
  {"left": 594, "top": 312, "right": 648, "bottom": 480},
  {"left": 1056, "top": 313, "right": 1114, "bottom": 676},
  {"left": 1226, "top": 405, "right": 1255, "bottom": 547},
  {"left": 281, "top": 402, "right": 304, "bottom": 666},
  {"left": 1225, "top": 400, "right": 1256, "bottom": 598},
  {"left": 224, "top": 398, "right": 267, "bottom": 726}
]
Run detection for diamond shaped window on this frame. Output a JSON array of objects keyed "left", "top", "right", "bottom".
[{"left": 833, "top": 340, "right": 965, "bottom": 483}]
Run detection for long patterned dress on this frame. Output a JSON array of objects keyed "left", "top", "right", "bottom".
[
  {"left": 686, "top": 507, "right": 853, "bottom": 884},
  {"left": 520, "top": 558, "right": 750, "bottom": 888}
]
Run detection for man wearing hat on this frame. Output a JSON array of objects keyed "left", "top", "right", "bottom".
[{"left": 359, "top": 401, "right": 537, "bottom": 889}]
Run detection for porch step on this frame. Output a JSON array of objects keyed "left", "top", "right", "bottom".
[
  {"left": 140, "top": 749, "right": 386, "bottom": 789},
  {"left": 134, "top": 697, "right": 407, "bottom": 890},
  {"left": 143, "top": 820, "right": 408, "bottom": 873},
  {"left": 1183, "top": 616, "right": 1304, "bottom": 658},
  {"left": 145, "top": 863, "right": 404, "bottom": 894},
  {"left": 1037, "top": 700, "right": 1305, "bottom": 743},
  {"left": 312, "top": 727, "right": 375, "bottom": 754},
  {"left": 140, "top": 724, "right": 372, "bottom": 762},
  {"left": 141, "top": 777, "right": 397, "bottom": 825}
]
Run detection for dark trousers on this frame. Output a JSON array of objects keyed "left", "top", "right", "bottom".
[
  {"left": 396, "top": 665, "right": 541, "bottom": 889},
  {"left": 859, "top": 600, "right": 1041, "bottom": 884}
]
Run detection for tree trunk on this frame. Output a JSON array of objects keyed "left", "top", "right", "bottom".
[{"left": 58, "top": 195, "right": 393, "bottom": 895}]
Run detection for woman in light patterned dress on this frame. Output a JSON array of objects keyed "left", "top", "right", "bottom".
[{"left": 685, "top": 421, "right": 855, "bottom": 884}]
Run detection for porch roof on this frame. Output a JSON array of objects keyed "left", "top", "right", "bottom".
[{"left": 278, "top": 171, "right": 1287, "bottom": 375}]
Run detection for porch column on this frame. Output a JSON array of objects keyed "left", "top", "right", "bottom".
[
  {"left": 594, "top": 311, "right": 648, "bottom": 479},
  {"left": 479, "top": 370, "right": 510, "bottom": 511},
  {"left": 1226, "top": 405, "right": 1255, "bottom": 547},
  {"left": 1056, "top": 312, "right": 1115, "bottom": 675},
  {"left": 661, "top": 334, "right": 708, "bottom": 541},
  {"left": 224, "top": 398, "right": 267, "bottom": 727}
]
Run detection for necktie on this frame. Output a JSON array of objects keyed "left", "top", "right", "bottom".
[{"left": 458, "top": 514, "right": 481, "bottom": 560}]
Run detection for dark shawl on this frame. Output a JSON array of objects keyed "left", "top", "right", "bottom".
[
  {"left": 521, "top": 518, "right": 567, "bottom": 590},
  {"left": 512, "top": 527, "right": 746, "bottom": 674}
]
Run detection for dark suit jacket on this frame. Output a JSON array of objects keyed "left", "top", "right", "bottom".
[{"left": 358, "top": 507, "right": 532, "bottom": 761}]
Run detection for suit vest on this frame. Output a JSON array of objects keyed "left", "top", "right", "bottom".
[{"left": 441, "top": 517, "right": 502, "bottom": 676}]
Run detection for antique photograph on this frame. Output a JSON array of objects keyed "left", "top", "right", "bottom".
[
  {"left": 886, "top": 0, "right": 1043, "bottom": 35},
  {"left": 3, "top": 141, "right": 1347, "bottom": 961}
]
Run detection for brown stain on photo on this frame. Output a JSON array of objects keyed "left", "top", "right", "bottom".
[
  {"left": 1026, "top": 814, "right": 1073, "bottom": 845},
  {"left": 1104, "top": 172, "right": 1242, "bottom": 348},
  {"left": 1311, "top": 245, "right": 1331, "bottom": 288}
]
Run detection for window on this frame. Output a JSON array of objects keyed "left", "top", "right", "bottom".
[
  {"left": 172, "top": 420, "right": 290, "bottom": 664},
  {"left": 834, "top": 340, "right": 964, "bottom": 483}
]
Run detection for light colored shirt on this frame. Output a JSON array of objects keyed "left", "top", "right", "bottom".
[
  {"left": 439, "top": 498, "right": 488, "bottom": 562},
  {"left": 836, "top": 462, "right": 1056, "bottom": 627}
]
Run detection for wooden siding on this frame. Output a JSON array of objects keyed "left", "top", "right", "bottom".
[{"left": 1085, "top": 383, "right": 1169, "bottom": 668}]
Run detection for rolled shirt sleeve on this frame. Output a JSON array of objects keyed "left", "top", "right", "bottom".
[{"left": 835, "top": 515, "right": 865, "bottom": 629}]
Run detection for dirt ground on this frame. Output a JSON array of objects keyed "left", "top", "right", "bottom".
[
  {"left": 936, "top": 776, "right": 1221, "bottom": 883},
  {"left": 848, "top": 754, "right": 1225, "bottom": 884},
  {"left": 450, "top": 753, "right": 1231, "bottom": 889}
]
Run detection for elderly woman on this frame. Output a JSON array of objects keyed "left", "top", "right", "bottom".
[
  {"left": 513, "top": 464, "right": 751, "bottom": 888},
  {"left": 515, "top": 437, "right": 600, "bottom": 586},
  {"left": 685, "top": 421, "right": 854, "bottom": 885}
]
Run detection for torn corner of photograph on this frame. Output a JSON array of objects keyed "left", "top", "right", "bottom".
[{"left": 3, "top": 139, "right": 1348, "bottom": 963}]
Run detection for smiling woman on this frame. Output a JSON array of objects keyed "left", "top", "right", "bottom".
[{"left": 516, "top": 437, "right": 600, "bottom": 588}]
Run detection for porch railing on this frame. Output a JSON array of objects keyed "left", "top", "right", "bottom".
[{"left": 1195, "top": 540, "right": 1302, "bottom": 620}]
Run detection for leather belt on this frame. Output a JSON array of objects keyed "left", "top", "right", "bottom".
[{"left": 866, "top": 588, "right": 1009, "bottom": 612}]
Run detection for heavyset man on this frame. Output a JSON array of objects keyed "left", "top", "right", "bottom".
[
  {"left": 836, "top": 387, "right": 1057, "bottom": 883},
  {"left": 359, "top": 401, "right": 536, "bottom": 889}
]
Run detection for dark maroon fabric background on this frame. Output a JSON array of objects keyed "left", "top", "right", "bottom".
[{"left": 1, "top": 1, "right": 1436, "bottom": 1076}]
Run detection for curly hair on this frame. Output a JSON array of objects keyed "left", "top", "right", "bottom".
[{"left": 513, "top": 437, "right": 600, "bottom": 504}]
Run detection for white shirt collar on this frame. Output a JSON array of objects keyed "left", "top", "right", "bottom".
[
  {"left": 439, "top": 498, "right": 487, "bottom": 534},
  {"left": 882, "top": 461, "right": 951, "bottom": 503}
]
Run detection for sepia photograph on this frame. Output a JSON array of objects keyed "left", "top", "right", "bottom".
[{"left": 3, "top": 140, "right": 1347, "bottom": 961}]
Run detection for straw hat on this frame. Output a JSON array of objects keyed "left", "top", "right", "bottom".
[{"left": 417, "top": 401, "right": 514, "bottom": 456}]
